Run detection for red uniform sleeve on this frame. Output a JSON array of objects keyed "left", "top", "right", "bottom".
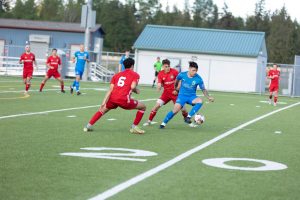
[
  {"left": 110, "top": 74, "right": 117, "bottom": 85},
  {"left": 46, "top": 57, "right": 51, "bottom": 65},
  {"left": 19, "top": 54, "right": 24, "bottom": 62},
  {"left": 58, "top": 57, "right": 61, "bottom": 65},
  {"left": 268, "top": 70, "right": 272, "bottom": 77}
]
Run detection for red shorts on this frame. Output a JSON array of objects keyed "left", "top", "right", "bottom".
[
  {"left": 47, "top": 70, "right": 61, "bottom": 79},
  {"left": 269, "top": 84, "right": 279, "bottom": 92},
  {"left": 106, "top": 98, "right": 138, "bottom": 110},
  {"left": 159, "top": 92, "right": 177, "bottom": 105},
  {"left": 23, "top": 70, "right": 33, "bottom": 79}
]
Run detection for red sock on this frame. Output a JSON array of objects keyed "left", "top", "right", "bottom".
[
  {"left": 40, "top": 83, "right": 45, "bottom": 91},
  {"left": 181, "top": 110, "right": 188, "bottom": 118},
  {"left": 149, "top": 110, "right": 157, "bottom": 121},
  {"left": 274, "top": 97, "right": 278, "bottom": 103},
  {"left": 25, "top": 84, "right": 30, "bottom": 91},
  {"left": 133, "top": 110, "right": 145, "bottom": 126},
  {"left": 61, "top": 84, "right": 64, "bottom": 91},
  {"left": 89, "top": 111, "right": 104, "bottom": 125}
]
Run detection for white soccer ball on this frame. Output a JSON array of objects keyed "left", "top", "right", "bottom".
[{"left": 194, "top": 114, "right": 205, "bottom": 125}]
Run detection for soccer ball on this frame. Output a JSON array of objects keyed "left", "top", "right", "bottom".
[{"left": 194, "top": 114, "right": 205, "bottom": 125}]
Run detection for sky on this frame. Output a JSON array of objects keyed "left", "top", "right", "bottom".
[{"left": 161, "top": 0, "right": 300, "bottom": 21}]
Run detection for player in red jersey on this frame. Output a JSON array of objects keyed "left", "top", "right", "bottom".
[
  {"left": 39, "top": 48, "right": 65, "bottom": 93},
  {"left": 19, "top": 45, "right": 37, "bottom": 95},
  {"left": 268, "top": 64, "right": 280, "bottom": 106},
  {"left": 83, "top": 57, "right": 147, "bottom": 134},
  {"left": 143, "top": 59, "right": 188, "bottom": 126}
]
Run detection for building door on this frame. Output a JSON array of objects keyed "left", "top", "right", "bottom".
[{"left": 30, "top": 42, "right": 49, "bottom": 59}]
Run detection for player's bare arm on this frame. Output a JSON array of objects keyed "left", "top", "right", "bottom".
[
  {"left": 202, "top": 89, "right": 214, "bottom": 102},
  {"left": 101, "top": 84, "right": 114, "bottom": 108},
  {"left": 72, "top": 57, "right": 76, "bottom": 63},
  {"left": 131, "top": 81, "right": 140, "bottom": 94},
  {"left": 157, "top": 83, "right": 162, "bottom": 92}
]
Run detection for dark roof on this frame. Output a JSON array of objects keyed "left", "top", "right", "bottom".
[
  {"left": 134, "top": 25, "right": 266, "bottom": 57},
  {"left": 0, "top": 18, "right": 104, "bottom": 34}
]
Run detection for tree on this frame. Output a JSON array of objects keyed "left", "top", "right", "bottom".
[
  {"left": 0, "top": 0, "right": 11, "bottom": 17},
  {"left": 11, "top": 0, "right": 24, "bottom": 19},
  {"left": 63, "top": 0, "right": 85, "bottom": 22},
  {"left": 267, "top": 7, "right": 296, "bottom": 63},
  {"left": 216, "top": 3, "right": 244, "bottom": 30},
  {"left": 192, "top": 0, "right": 218, "bottom": 28},
  {"left": 39, "top": 0, "right": 64, "bottom": 21}
]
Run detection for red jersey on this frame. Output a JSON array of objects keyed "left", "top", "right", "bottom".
[
  {"left": 109, "top": 69, "right": 140, "bottom": 102},
  {"left": 268, "top": 69, "right": 280, "bottom": 85},
  {"left": 157, "top": 68, "right": 178, "bottom": 94},
  {"left": 47, "top": 55, "right": 61, "bottom": 70},
  {"left": 20, "top": 52, "right": 35, "bottom": 70}
]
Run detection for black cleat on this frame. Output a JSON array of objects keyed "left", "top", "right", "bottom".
[
  {"left": 70, "top": 86, "right": 73, "bottom": 94},
  {"left": 184, "top": 117, "right": 192, "bottom": 124},
  {"left": 61, "top": 90, "right": 65, "bottom": 93},
  {"left": 77, "top": 91, "right": 81, "bottom": 95},
  {"left": 159, "top": 124, "right": 165, "bottom": 129}
]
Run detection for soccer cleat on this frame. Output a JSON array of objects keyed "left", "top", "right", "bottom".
[
  {"left": 274, "top": 102, "right": 277, "bottom": 106},
  {"left": 143, "top": 121, "right": 151, "bottom": 126},
  {"left": 77, "top": 91, "right": 81, "bottom": 95},
  {"left": 70, "top": 86, "right": 73, "bottom": 94},
  {"left": 61, "top": 90, "right": 65, "bottom": 93},
  {"left": 83, "top": 127, "right": 93, "bottom": 132},
  {"left": 268, "top": 99, "right": 272, "bottom": 105},
  {"left": 130, "top": 126, "right": 145, "bottom": 134},
  {"left": 159, "top": 124, "right": 165, "bottom": 129},
  {"left": 184, "top": 116, "right": 192, "bottom": 124}
]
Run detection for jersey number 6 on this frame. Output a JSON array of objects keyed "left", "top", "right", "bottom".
[{"left": 117, "top": 76, "right": 126, "bottom": 87}]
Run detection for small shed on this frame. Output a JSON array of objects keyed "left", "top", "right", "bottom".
[
  {"left": 0, "top": 18, "right": 105, "bottom": 59},
  {"left": 133, "top": 25, "right": 267, "bottom": 93}
]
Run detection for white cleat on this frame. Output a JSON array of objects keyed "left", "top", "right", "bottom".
[
  {"left": 273, "top": 102, "right": 277, "bottom": 106},
  {"left": 143, "top": 121, "right": 151, "bottom": 126},
  {"left": 83, "top": 127, "right": 93, "bottom": 132}
]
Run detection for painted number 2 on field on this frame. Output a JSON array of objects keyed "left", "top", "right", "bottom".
[{"left": 60, "top": 147, "right": 157, "bottom": 162}]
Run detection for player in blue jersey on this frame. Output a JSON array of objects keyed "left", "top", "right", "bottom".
[
  {"left": 70, "top": 44, "right": 89, "bottom": 95},
  {"left": 160, "top": 61, "right": 214, "bottom": 129},
  {"left": 118, "top": 50, "right": 130, "bottom": 72}
]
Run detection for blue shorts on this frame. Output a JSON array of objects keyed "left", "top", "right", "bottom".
[
  {"left": 75, "top": 70, "right": 84, "bottom": 79},
  {"left": 176, "top": 94, "right": 198, "bottom": 107}
]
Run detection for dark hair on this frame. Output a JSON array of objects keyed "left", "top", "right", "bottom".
[
  {"left": 189, "top": 61, "right": 198, "bottom": 69},
  {"left": 52, "top": 48, "right": 57, "bottom": 52},
  {"left": 162, "top": 59, "right": 170, "bottom": 65},
  {"left": 123, "top": 57, "right": 135, "bottom": 69}
]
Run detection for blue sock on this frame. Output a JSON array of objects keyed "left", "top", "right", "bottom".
[
  {"left": 72, "top": 80, "right": 76, "bottom": 87},
  {"left": 163, "top": 111, "right": 175, "bottom": 124},
  {"left": 188, "top": 103, "right": 202, "bottom": 117},
  {"left": 75, "top": 81, "right": 80, "bottom": 92}
]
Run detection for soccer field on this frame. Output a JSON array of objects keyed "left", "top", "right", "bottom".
[{"left": 1, "top": 76, "right": 300, "bottom": 200}]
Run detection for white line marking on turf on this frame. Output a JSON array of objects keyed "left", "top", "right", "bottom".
[
  {"left": 0, "top": 87, "right": 107, "bottom": 94},
  {"left": 67, "top": 115, "right": 77, "bottom": 118},
  {"left": 0, "top": 99, "right": 156, "bottom": 120},
  {"left": 107, "top": 118, "right": 116, "bottom": 121},
  {"left": 88, "top": 101, "right": 300, "bottom": 200},
  {"left": 260, "top": 100, "right": 287, "bottom": 105}
]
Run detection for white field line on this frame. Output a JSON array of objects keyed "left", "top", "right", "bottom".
[
  {"left": 0, "top": 99, "right": 156, "bottom": 120},
  {"left": 88, "top": 101, "right": 300, "bottom": 200},
  {"left": 0, "top": 87, "right": 107, "bottom": 94}
]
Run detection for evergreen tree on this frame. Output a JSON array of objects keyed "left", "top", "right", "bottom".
[
  {"left": 0, "top": 0, "right": 11, "bottom": 17},
  {"left": 39, "top": 0, "right": 64, "bottom": 21},
  {"left": 267, "top": 7, "right": 296, "bottom": 63}
]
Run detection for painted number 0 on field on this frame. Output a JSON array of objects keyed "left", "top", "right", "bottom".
[{"left": 60, "top": 147, "right": 157, "bottom": 162}]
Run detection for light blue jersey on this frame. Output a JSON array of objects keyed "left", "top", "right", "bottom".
[
  {"left": 176, "top": 71, "right": 205, "bottom": 107},
  {"left": 177, "top": 71, "right": 205, "bottom": 96},
  {"left": 119, "top": 55, "right": 128, "bottom": 71},
  {"left": 74, "top": 51, "right": 89, "bottom": 72}
]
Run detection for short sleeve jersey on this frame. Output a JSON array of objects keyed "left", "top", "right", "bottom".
[
  {"left": 154, "top": 61, "right": 162, "bottom": 72},
  {"left": 268, "top": 69, "right": 280, "bottom": 85},
  {"left": 119, "top": 55, "right": 128, "bottom": 72},
  {"left": 176, "top": 71, "right": 205, "bottom": 96},
  {"left": 20, "top": 52, "right": 35, "bottom": 70},
  {"left": 109, "top": 69, "right": 140, "bottom": 102},
  {"left": 74, "top": 51, "right": 89, "bottom": 71},
  {"left": 157, "top": 68, "right": 178, "bottom": 94},
  {"left": 47, "top": 56, "right": 61, "bottom": 70}
]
